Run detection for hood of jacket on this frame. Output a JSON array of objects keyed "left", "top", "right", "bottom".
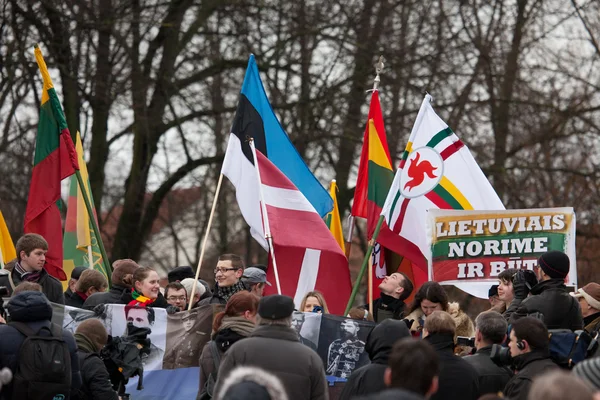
[
  {"left": 75, "top": 332, "right": 99, "bottom": 353},
  {"left": 424, "top": 332, "right": 455, "bottom": 353},
  {"left": 365, "top": 319, "right": 411, "bottom": 364},
  {"left": 512, "top": 349, "right": 551, "bottom": 371},
  {"left": 217, "top": 365, "right": 289, "bottom": 400},
  {"left": 7, "top": 291, "right": 53, "bottom": 322}
]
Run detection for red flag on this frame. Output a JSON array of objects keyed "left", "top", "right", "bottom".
[
  {"left": 255, "top": 151, "right": 351, "bottom": 315},
  {"left": 25, "top": 47, "right": 79, "bottom": 280}
]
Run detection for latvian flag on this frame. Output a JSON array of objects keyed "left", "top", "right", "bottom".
[
  {"left": 378, "top": 95, "right": 504, "bottom": 275},
  {"left": 222, "top": 55, "right": 350, "bottom": 314}
]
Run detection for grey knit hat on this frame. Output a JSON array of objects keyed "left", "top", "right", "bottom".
[{"left": 573, "top": 358, "right": 600, "bottom": 390}]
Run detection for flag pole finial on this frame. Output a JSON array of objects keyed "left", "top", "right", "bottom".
[{"left": 372, "top": 55, "right": 385, "bottom": 91}]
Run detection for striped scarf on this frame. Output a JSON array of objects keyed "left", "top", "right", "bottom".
[
  {"left": 128, "top": 290, "right": 155, "bottom": 307},
  {"left": 14, "top": 261, "right": 42, "bottom": 282}
]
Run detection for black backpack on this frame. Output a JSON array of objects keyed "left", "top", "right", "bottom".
[
  {"left": 198, "top": 341, "right": 221, "bottom": 400},
  {"left": 10, "top": 321, "right": 72, "bottom": 400}
]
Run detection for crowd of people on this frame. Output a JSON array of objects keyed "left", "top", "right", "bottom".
[{"left": 0, "top": 232, "right": 600, "bottom": 400}]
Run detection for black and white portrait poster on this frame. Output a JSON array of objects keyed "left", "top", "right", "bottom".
[{"left": 291, "top": 311, "right": 321, "bottom": 351}]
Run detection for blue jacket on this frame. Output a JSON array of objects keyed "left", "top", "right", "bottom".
[{"left": 0, "top": 291, "right": 82, "bottom": 399}]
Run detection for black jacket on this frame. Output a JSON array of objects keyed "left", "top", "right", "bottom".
[
  {"left": 503, "top": 351, "right": 557, "bottom": 400},
  {"left": 83, "top": 284, "right": 130, "bottom": 309},
  {"left": 65, "top": 290, "right": 86, "bottom": 308},
  {"left": 367, "top": 294, "right": 407, "bottom": 322},
  {"left": 215, "top": 325, "right": 328, "bottom": 400},
  {"left": 73, "top": 333, "right": 119, "bottom": 400},
  {"left": 508, "top": 279, "right": 583, "bottom": 330},
  {"left": 0, "top": 266, "right": 64, "bottom": 304},
  {"left": 355, "top": 388, "right": 425, "bottom": 400},
  {"left": 340, "top": 320, "right": 411, "bottom": 399},
  {"left": 463, "top": 345, "right": 512, "bottom": 396},
  {"left": 0, "top": 291, "right": 81, "bottom": 399},
  {"left": 425, "top": 333, "right": 479, "bottom": 400}
]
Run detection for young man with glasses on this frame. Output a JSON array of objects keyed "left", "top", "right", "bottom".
[
  {"left": 165, "top": 282, "right": 187, "bottom": 311},
  {"left": 199, "top": 254, "right": 247, "bottom": 305}
]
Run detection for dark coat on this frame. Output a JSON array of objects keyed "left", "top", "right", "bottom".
[
  {"left": 355, "top": 388, "right": 424, "bottom": 400},
  {"left": 83, "top": 284, "right": 130, "bottom": 308},
  {"left": 508, "top": 279, "right": 583, "bottom": 330},
  {"left": 0, "top": 266, "right": 64, "bottom": 304},
  {"left": 339, "top": 320, "right": 411, "bottom": 400},
  {"left": 463, "top": 345, "right": 512, "bottom": 396},
  {"left": 0, "top": 291, "right": 81, "bottom": 399},
  {"left": 366, "top": 294, "right": 407, "bottom": 323},
  {"left": 215, "top": 325, "right": 328, "bottom": 400},
  {"left": 73, "top": 333, "right": 119, "bottom": 400},
  {"left": 65, "top": 290, "right": 86, "bottom": 308},
  {"left": 425, "top": 333, "right": 479, "bottom": 400},
  {"left": 584, "top": 312, "right": 600, "bottom": 335},
  {"left": 503, "top": 351, "right": 558, "bottom": 400}
]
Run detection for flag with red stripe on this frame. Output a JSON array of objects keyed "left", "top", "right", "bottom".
[{"left": 379, "top": 95, "right": 504, "bottom": 276}]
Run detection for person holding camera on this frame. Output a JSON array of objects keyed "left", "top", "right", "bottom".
[
  {"left": 506, "top": 250, "right": 583, "bottom": 330},
  {"left": 463, "top": 311, "right": 512, "bottom": 396},
  {"left": 503, "top": 316, "right": 558, "bottom": 400}
]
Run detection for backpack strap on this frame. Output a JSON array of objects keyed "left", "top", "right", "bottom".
[
  {"left": 209, "top": 340, "right": 221, "bottom": 372},
  {"left": 9, "top": 321, "right": 37, "bottom": 338}
]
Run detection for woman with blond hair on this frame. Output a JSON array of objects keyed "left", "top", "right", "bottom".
[{"left": 299, "top": 291, "right": 329, "bottom": 314}]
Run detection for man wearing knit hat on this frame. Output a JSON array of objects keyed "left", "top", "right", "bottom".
[
  {"left": 571, "top": 283, "right": 600, "bottom": 335},
  {"left": 215, "top": 295, "right": 327, "bottom": 400},
  {"left": 508, "top": 250, "right": 583, "bottom": 330}
]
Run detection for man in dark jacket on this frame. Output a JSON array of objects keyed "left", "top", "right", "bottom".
[
  {"left": 73, "top": 318, "right": 119, "bottom": 400},
  {"left": 365, "top": 272, "right": 414, "bottom": 322},
  {"left": 503, "top": 316, "right": 558, "bottom": 400},
  {"left": 0, "top": 291, "right": 81, "bottom": 398},
  {"left": 83, "top": 259, "right": 140, "bottom": 308},
  {"left": 464, "top": 311, "right": 512, "bottom": 395},
  {"left": 423, "top": 311, "right": 479, "bottom": 400},
  {"left": 215, "top": 295, "right": 327, "bottom": 400},
  {"left": 340, "top": 319, "right": 411, "bottom": 399},
  {"left": 507, "top": 250, "right": 583, "bottom": 330},
  {"left": 0, "top": 234, "right": 64, "bottom": 304},
  {"left": 199, "top": 254, "right": 247, "bottom": 305},
  {"left": 65, "top": 266, "right": 89, "bottom": 306}
]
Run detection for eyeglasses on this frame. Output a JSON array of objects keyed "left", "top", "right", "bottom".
[
  {"left": 214, "top": 267, "right": 238, "bottom": 274},
  {"left": 167, "top": 296, "right": 186, "bottom": 302}
]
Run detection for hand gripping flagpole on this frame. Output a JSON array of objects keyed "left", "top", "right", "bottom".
[{"left": 248, "top": 138, "right": 282, "bottom": 295}]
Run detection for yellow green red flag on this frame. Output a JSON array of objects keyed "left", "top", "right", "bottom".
[
  {"left": 325, "top": 180, "right": 345, "bottom": 253},
  {"left": 0, "top": 211, "right": 16, "bottom": 267}
]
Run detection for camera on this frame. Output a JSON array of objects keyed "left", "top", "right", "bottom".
[
  {"left": 456, "top": 336, "right": 475, "bottom": 347},
  {"left": 490, "top": 343, "right": 512, "bottom": 365}
]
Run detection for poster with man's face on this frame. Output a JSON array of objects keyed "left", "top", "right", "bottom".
[
  {"left": 317, "top": 314, "right": 375, "bottom": 379},
  {"left": 291, "top": 311, "right": 321, "bottom": 351}
]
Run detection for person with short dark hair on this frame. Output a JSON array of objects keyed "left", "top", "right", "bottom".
[
  {"left": 73, "top": 319, "right": 119, "bottom": 400},
  {"left": 215, "top": 295, "right": 327, "bottom": 400},
  {"left": 503, "top": 317, "right": 558, "bottom": 400},
  {"left": 364, "top": 272, "right": 414, "bottom": 323},
  {"left": 0, "top": 233, "right": 64, "bottom": 304},
  {"left": 67, "top": 269, "right": 109, "bottom": 308},
  {"left": 463, "top": 311, "right": 512, "bottom": 395},
  {"left": 507, "top": 251, "right": 583, "bottom": 330},
  {"left": 339, "top": 320, "right": 411, "bottom": 399},
  {"left": 199, "top": 254, "right": 247, "bottom": 305},
  {"left": 528, "top": 370, "right": 594, "bottom": 400},
  {"left": 423, "top": 311, "right": 479, "bottom": 400},
  {"left": 164, "top": 282, "right": 187, "bottom": 311},
  {"left": 65, "top": 266, "right": 88, "bottom": 306}
]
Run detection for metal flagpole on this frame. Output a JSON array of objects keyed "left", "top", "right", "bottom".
[{"left": 248, "top": 138, "right": 282, "bottom": 295}]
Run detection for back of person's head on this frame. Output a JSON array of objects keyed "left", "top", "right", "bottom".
[
  {"left": 75, "top": 269, "right": 108, "bottom": 293},
  {"left": 75, "top": 318, "right": 108, "bottom": 352},
  {"left": 573, "top": 357, "right": 600, "bottom": 391},
  {"left": 386, "top": 337, "right": 439, "bottom": 397},
  {"left": 13, "top": 281, "right": 42, "bottom": 294},
  {"left": 257, "top": 295, "right": 294, "bottom": 326},
  {"left": 111, "top": 259, "right": 141, "bottom": 287},
  {"left": 217, "top": 366, "right": 288, "bottom": 400},
  {"left": 214, "top": 291, "right": 259, "bottom": 331},
  {"left": 167, "top": 265, "right": 195, "bottom": 283},
  {"left": 8, "top": 291, "right": 52, "bottom": 322},
  {"left": 16, "top": 233, "right": 48, "bottom": 260},
  {"left": 180, "top": 278, "right": 206, "bottom": 301},
  {"left": 409, "top": 281, "right": 449, "bottom": 313},
  {"left": 365, "top": 319, "right": 410, "bottom": 361},
  {"left": 424, "top": 310, "right": 456, "bottom": 336},
  {"left": 475, "top": 310, "right": 507, "bottom": 344},
  {"left": 511, "top": 316, "right": 549, "bottom": 352},
  {"left": 529, "top": 370, "right": 594, "bottom": 400}
]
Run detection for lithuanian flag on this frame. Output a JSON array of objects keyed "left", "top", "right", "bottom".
[
  {"left": 0, "top": 211, "right": 16, "bottom": 267},
  {"left": 63, "top": 132, "right": 108, "bottom": 289},
  {"left": 24, "top": 46, "right": 79, "bottom": 280},
  {"left": 325, "top": 180, "right": 345, "bottom": 253}
]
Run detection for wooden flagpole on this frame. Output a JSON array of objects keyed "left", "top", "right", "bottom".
[
  {"left": 368, "top": 241, "right": 374, "bottom": 317},
  {"left": 87, "top": 245, "right": 94, "bottom": 270},
  {"left": 188, "top": 173, "right": 224, "bottom": 310},
  {"left": 0, "top": 246, "right": 4, "bottom": 269},
  {"left": 248, "top": 139, "right": 282, "bottom": 295}
]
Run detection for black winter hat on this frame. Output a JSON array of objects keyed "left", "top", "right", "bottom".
[
  {"left": 168, "top": 266, "right": 195, "bottom": 283},
  {"left": 258, "top": 295, "right": 294, "bottom": 320},
  {"left": 538, "top": 250, "right": 570, "bottom": 279},
  {"left": 488, "top": 285, "right": 498, "bottom": 298},
  {"left": 71, "top": 266, "right": 88, "bottom": 280}
]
